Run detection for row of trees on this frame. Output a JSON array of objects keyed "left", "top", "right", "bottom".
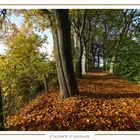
[
  {"left": 71, "top": 9, "right": 140, "bottom": 75},
  {"left": 0, "top": 9, "right": 140, "bottom": 130}
]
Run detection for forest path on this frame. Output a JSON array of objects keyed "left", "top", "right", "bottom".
[
  {"left": 6, "top": 71, "right": 140, "bottom": 131},
  {"left": 78, "top": 71, "right": 140, "bottom": 99}
]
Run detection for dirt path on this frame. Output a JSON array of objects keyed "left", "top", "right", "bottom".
[{"left": 78, "top": 72, "right": 140, "bottom": 99}]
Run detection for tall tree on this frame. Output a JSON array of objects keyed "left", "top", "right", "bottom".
[
  {"left": 50, "top": 10, "right": 79, "bottom": 99},
  {"left": 71, "top": 9, "right": 87, "bottom": 78},
  {"left": 19, "top": 9, "right": 79, "bottom": 99}
]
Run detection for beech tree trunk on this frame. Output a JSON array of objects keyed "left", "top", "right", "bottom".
[
  {"left": 91, "top": 45, "right": 96, "bottom": 71},
  {"left": 97, "top": 50, "right": 100, "bottom": 69},
  {"left": 109, "top": 56, "right": 115, "bottom": 74},
  {"left": 0, "top": 84, "right": 4, "bottom": 130},
  {"left": 82, "top": 47, "right": 86, "bottom": 75},
  {"left": 85, "top": 47, "right": 90, "bottom": 72},
  {"left": 71, "top": 10, "right": 86, "bottom": 79},
  {"left": 52, "top": 10, "right": 79, "bottom": 99},
  {"left": 76, "top": 35, "right": 83, "bottom": 78}
]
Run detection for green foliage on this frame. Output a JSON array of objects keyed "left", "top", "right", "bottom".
[
  {"left": 114, "top": 45, "right": 140, "bottom": 83},
  {"left": 0, "top": 31, "right": 57, "bottom": 116},
  {"left": 45, "top": 61, "right": 58, "bottom": 86}
]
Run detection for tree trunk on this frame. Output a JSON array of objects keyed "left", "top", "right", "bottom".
[
  {"left": 103, "top": 58, "right": 108, "bottom": 73},
  {"left": 71, "top": 10, "right": 86, "bottom": 78},
  {"left": 76, "top": 35, "right": 83, "bottom": 78},
  {"left": 73, "top": 32, "right": 78, "bottom": 71},
  {"left": 0, "top": 84, "right": 4, "bottom": 130},
  {"left": 97, "top": 50, "right": 100, "bottom": 69},
  {"left": 91, "top": 45, "right": 96, "bottom": 71},
  {"left": 105, "top": 59, "right": 109, "bottom": 73},
  {"left": 109, "top": 56, "right": 115, "bottom": 74},
  {"left": 103, "top": 49, "right": 107, "bottom": 72},
  {"left": 43, "top": 74, "right": 49, "bottom": 92},
  {"left": 52, "top": 10, "right": 79, "bottom": 99},
  {"left": 85, "top": 47, "right": 90, "bottom": 72},
  {"left": 82, "top": 46, "right": 86, "bottom": 75}
]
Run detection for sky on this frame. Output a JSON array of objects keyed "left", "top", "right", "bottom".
[{"left": 0, "top": 14, "right": 53, "bottom": 56}]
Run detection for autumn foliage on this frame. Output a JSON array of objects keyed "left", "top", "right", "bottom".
[{"left": 5, "top": 72, "right": 140, "bottom": 131}]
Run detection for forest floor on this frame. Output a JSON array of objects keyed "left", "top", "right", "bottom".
[{"left": 5, "top": 71, "right": 140, "bottom": 130}]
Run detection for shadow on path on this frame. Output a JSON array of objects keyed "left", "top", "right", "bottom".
[
  {"left": 78, "top": 71, "right": 140, "bottom": 99},
  {"left": 80, "top": 92, "right": 140, "bottom": 99}
]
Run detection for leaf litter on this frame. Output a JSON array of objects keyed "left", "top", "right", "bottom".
[{"left": 5, "top": 72, "right": 140, "bottom": 130}]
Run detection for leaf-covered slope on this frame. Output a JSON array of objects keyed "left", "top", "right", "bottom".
[{"left": 5, "top": 72, "right": 140, "bottom": 131}]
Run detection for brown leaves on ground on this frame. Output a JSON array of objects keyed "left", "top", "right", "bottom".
[{"left": 5, "top": 72, "right": 140, "bottom": 130}]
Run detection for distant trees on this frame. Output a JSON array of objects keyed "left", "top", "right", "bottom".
[
  {"left": 71, "top": 9, "right": 140, "bottom": 76},
  {"left": 105, "top": 10, "right": 140, "bottom": 74},
  {"left": 70, "top": 10, "right": 87, "bottom": 78}
]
